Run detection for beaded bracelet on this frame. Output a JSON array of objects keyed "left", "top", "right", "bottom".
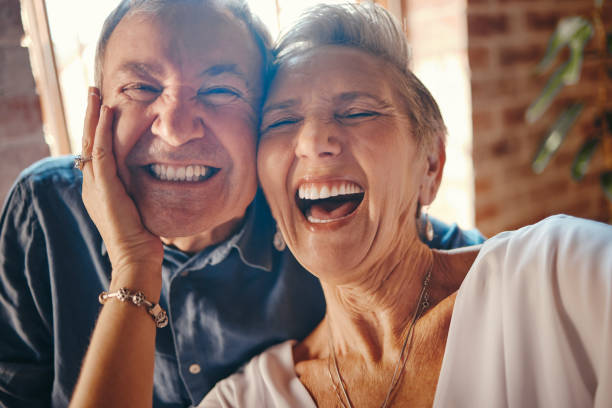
[{"left": 98, "top": 287, "right": 168, "bottom": 328}]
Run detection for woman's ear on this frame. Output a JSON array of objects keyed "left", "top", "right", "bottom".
[{"left": 419, "top": 136, "right": 446, "bottom": 206}]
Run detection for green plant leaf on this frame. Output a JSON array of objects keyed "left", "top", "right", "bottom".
[
  {"left": 562, "top": 24, "right": 592, "bottom": 84},
  {"left": 536, "top": 17, "right": 592, "bottom": 73},
  {"left": 532, "top": 103, "right": 584, "bottom": 173},
  {"left": 526, "top": 64, "right": 568, "bottom": 123},
  {"left": 527, "top": 23, "right": 592, "bottom": 123},
  {"left": 602, "top": 171, "right": 612, "bottom": 201},
  {"left": 571, "top": 137, "right": 601, "bottom": 180}
]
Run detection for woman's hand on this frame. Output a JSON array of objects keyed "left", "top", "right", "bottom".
[
  {"left": 71, "top": 88, "right": 162, "bottom": 408},
  {"left": 80, "top": 88, "right": 163, "bottom": 291}
]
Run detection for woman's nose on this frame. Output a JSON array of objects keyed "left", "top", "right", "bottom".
[
  {"left": 294, "top": 120, "right": 342, "bottom": 159},
  {"left": 151, "top": 92, "right": 204, "bottom": 146}
]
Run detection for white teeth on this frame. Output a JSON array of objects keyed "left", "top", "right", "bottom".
[
  {"left": 177, "top": 167, "right": 186, "bottom": 181},
  {"left": 149, "top": 164, "right": 213, "bottom": 182},
  {"left": 319, "top": 185, "right": 330, "bottom": 199},
  {"left": 298, "top": 182, "right": 364, "bottom": 200},
  {"left": 305, "top": 208, "right": 336, "bottom": 224}
]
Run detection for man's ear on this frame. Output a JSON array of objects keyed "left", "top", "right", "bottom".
[{"left": 418, "top": 136, "right": 446, "bottom": 206}]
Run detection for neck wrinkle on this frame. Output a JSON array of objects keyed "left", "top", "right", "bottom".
[{"left": 321, "top": 237, "right": 434, "bottom": 363}]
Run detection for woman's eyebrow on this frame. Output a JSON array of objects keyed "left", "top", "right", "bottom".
[
  {"left": 262, "top": 100, "right": 298, "bottom": 115},
  {"left": 336, "top": 91, "right": 392, "bottom": 108}
]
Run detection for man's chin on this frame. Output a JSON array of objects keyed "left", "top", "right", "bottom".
[
  {"left": 141, "top": 210, "right": 247, "bottom": 253},
  {"left": 143, "top": 220, "right": 200, "bottom": 239}
]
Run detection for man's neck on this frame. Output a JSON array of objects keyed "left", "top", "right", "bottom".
[{"left": 160, "top": 216, "right": 245, "bottom": 254}]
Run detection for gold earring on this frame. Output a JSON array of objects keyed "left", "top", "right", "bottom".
[
  {"left": 273, "top": 224, "right": 286, "bottom": 251},
  {"left": 423, "top": 209, "right": 434, "bottom": 242}
]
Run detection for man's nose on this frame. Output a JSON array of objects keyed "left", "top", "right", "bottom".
[
  {"left": 151, "top": 92, "right": 204, "bottom": 146},
  {"left": 294, "top": 120, "right": 342, "bottom": 159}
]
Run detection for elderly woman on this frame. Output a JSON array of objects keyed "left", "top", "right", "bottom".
[
  {"left": 72, "top": 3, "right": 612, "bottom": 408},
  {"left": 197, "top": 4, "right": 612, "bottom": 407}
]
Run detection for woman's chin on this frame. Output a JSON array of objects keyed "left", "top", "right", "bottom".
[{"left": 293, "top": 239, "right": 366, "bottom": 281}]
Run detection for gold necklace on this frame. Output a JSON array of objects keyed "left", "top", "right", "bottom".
[{"left": 326, "top": 265, "right": 432, "bottom": 408}]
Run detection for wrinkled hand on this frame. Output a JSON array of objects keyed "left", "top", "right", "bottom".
[{"left": 81, "top": 88, "right": 163, "bottom": 284}]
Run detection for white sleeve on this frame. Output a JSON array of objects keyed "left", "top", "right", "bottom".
[
  {"left": 435, "top": 215, "right": 612, "bottom": 408},
  {"left": 548, "top": 216, "right": 612, "bottom": 407},
  {"left": 197, "top": 340, "right": 316, "bottom": 408}
]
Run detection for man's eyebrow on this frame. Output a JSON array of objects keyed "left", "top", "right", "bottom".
[
  {"left": 118, "top": 61, "right": 164, "bottom": 78},
  {"left": 201, "top": 64, "right": 247, "bottom": 79},
  {"left": 262, "top": 99, "right": 298, "bottom": 115}
]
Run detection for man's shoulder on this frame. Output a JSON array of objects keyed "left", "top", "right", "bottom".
[
  {"left": 6, "top": 156, "right": 81, "bottom": 203},
  {"left": 17, "top": 155, "right": 80, "bottom": 185},
  {"left": 2, "top": 156, "right": 83, "bottom": 225},
  {"left": 428, "top": 216, "right": 485, "bottom": 250}
]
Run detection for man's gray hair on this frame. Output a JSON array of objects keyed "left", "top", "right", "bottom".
[
  {"left": 273, "top": 3, "right": 446, "bottom": 153},
  {"left": 94, "top": 0, "right": 272, "bottom": 90}
]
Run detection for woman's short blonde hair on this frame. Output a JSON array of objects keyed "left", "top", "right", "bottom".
[{"left": 272, "top": 3, "right": 446, "bottom": 153}]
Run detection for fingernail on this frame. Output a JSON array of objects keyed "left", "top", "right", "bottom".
[{"left": 88, "top": 87, "right": 100, "bottom": 100}]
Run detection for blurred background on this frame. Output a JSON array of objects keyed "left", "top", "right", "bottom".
[{"left": 1, "top": 0, "right": 610, "bottom": 237}]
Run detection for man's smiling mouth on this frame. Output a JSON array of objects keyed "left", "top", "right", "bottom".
[
  {"left": 148, "top": 164, "right": 219, "bottom": 182},
  {"left": 296, "top": 181, "right": 365, "bottom": 224}
]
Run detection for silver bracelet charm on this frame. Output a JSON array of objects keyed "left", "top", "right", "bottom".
[{"left": 99, "top": 288, "right": 168, "bottom": 328}]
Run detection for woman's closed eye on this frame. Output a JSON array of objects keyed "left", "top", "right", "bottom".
[
  {"left": 261, "top": 116, "right": 302, "bottom": 133},
  {"left": 198, "top": 86, "right": 243, "bottom": 106},
  {"left": 336, "top": 109, "right": 380, "bottom": 124},
  {"left": 122, "top": 83, "right": 161, "bottom": 102}
]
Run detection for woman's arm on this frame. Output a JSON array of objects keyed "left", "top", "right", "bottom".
[{"left": 70, "top": 89, "right": 164, "bottom": 408}]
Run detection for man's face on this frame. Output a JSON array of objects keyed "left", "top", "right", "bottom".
[{"left": 101, "top": 4, "right": 261, "bottom": 242}]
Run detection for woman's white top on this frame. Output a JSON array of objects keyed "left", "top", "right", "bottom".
[{"left": 199, "top": 215, "right": 612, "bottom": 407}]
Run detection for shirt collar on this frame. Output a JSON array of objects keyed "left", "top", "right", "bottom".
[{"left": 232, "top": 190, "right": 275, "bottom": 272}]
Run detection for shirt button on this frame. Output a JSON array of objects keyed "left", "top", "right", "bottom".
[
  {"left": 189, "top": 364, "right": 201, "bottom": 374},
  {"left": 180, "top": 271, "right": 189, "bottom": 277}
]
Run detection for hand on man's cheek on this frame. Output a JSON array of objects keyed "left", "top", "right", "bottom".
[{"left": 98, "top": 4, "right": 262, "bottom": 247}]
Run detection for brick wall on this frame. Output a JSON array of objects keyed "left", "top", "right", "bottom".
[
  {"left": 467, "top": 0, "right": 611, "bottom": 236},
  {"left": 0, "top": 0, "right": 49, "bottom": 205}
]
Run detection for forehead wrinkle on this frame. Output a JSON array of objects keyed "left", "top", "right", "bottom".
[
  {"left": 336, "top": 91, "right": 393, "bottom": 110},
  {"left": 202, "top": 64, "right": 245, "bottom": 78},
  {"left": 118, "top": 61, "right": 165, "bottom": 79},
  {"left": 263, "top": 99, "right": 299, "bottom": 115}
]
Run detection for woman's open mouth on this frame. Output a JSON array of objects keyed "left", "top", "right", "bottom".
[{"left": 296, "top": 181, "right": 365, "bottom": 224}]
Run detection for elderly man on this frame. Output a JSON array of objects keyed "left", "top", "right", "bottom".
[{"left": 0, "top": 0, "right": 483, "bottom": 406}]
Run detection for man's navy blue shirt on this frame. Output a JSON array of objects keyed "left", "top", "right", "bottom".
[{"left": 0, "top": 157, "right": 484, "bottom": 407}]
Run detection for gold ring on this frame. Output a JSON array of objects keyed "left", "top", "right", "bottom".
[{"left": 74, "top": 154, "right": 93, "bottom": 170}]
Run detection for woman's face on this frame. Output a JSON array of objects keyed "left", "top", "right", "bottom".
[{"left": 258, "top": 46, "right": 438, "bottom": 282}]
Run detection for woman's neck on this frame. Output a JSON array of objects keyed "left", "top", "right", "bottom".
[
  {"left": 320, "top": 238, "right": 434, "bottom": 363},
  {"left": 316, "top": 240, "right": 480, "bottom": 365}
]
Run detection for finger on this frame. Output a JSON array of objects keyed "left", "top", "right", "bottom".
[
  {"left": 92, "top": 105, "right": 118, "bottom": 184},
  {"left": 81, "top": 87, "right": 101, "bottom": 179}
]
